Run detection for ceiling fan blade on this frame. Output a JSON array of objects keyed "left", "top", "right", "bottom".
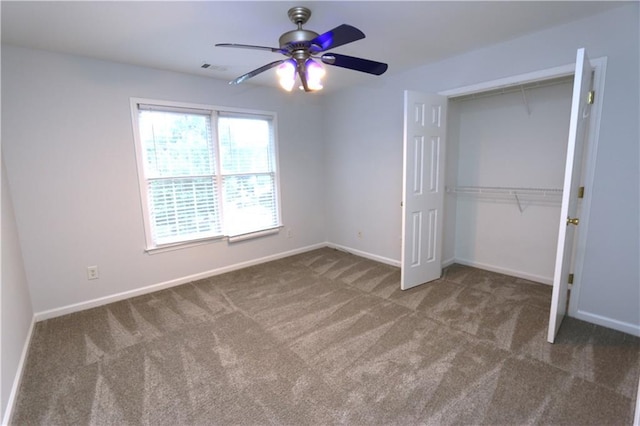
[
  {"left": 230, "top": 60, "right": 285, "bottom": 85},
  {"left": 309, "top": 24, "right": 365, "bottom": 52},
  {"left": 320, "top": 53, "right": 388, "bottom": 75},
  {"left": 216, "top": 43, "right": 287, "bottom": 55}
]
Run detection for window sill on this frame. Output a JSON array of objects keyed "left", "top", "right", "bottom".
[
  {"left": 145, "top": 235, "right": 226, "bottom": 255},
  {"left": 227, "top": 227, "right": 282, "bottom": 243},
  {"left": 144, "top": 226, "right": 283, "bottom": 254}
]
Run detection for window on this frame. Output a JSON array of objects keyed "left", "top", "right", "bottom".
[{"left": 131, "top": 99, "right": 281, "bottom": 251}]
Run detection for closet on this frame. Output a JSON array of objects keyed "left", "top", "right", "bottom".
[
  {"left": 401, "top": 49, "right": 599, "bottom": 342},
  {"left": 443, "top": 76, "right": 575, "bottom": 285}
]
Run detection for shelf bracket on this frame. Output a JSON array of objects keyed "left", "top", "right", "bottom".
[
  {"left": 520, "top": 86, "right": 531, "bottom": 116},
  {"left": 514, "top": 193, "right": 525, "bottom": 213}
]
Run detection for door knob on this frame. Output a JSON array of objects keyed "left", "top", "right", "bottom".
[{"left": 567, "top": 217, "right": 580, "bottom": 226}]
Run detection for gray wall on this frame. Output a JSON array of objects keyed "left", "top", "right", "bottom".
[
  {"left": 1, "top": 159, "right": 34, "bottom": 423},
  {"left": 323, "top": 85, "right": 404, "bottom": 263},
  {"left": 1, "top": 46, "right": 327, "bottom": 314},
  {"left": 323, "top": 3, "right": 639, "bottom": 333}
]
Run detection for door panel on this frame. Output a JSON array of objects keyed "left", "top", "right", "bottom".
[
  {"left": 547, "top": 48, "right": 593, "bottom": 343},
  {"left": 401, "top": 91, "right": 447, "bottom": 290}
]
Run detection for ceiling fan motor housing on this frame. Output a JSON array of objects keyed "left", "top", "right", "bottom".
[
  {"left": 279, "top": 6, "right": 318, "bottom": 55},
  {"left": 279, "top": 29, "right": 319, "bottom": 51}
]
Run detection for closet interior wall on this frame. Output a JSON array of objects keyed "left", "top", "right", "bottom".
[{"left": 443, "top": 77, "right": 574, "bottom": 284}]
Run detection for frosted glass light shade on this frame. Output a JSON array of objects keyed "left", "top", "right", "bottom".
[
  {"left": 305, "top": 59, "right": 325, "bottom": 91},
  {"left": 277, "top": 60, "right": 296, "bottom": 91}
]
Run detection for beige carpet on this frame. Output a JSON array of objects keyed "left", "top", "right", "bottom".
[{"left": 11, "top": 248, "right": 640, "bottom": 425}]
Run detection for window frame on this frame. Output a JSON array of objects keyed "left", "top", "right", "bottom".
[{"left": 130, "top": 97, "right": 283, "bottom": 253}]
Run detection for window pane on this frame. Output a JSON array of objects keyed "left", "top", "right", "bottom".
[
  {"left": 222, "top": 174, "right": 278, "bottom": 236},
  {"left": 218, "top": 117, "right": 273, "bottom": 174},
  {"left": 148, "top": 177, "right": 221, "bottom": 244},
  {"left": 139, "top": 110, "right": 214, "bottom": 178}
]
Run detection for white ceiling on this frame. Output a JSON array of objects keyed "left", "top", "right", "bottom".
[{"left": 1, "top": 1, "right": 623, "bottom": 94}]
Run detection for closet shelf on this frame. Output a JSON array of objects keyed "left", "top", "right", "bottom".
[
  {"left": 447, "top": 186, "right": 563, "bottom": 212},
  {"left": 448, "top": 186, "right": 563, "bottom": 197}
]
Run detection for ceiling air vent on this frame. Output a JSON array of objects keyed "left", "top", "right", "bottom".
[{"left": 201, "top": 63, "right": 228, "bottom": 71}]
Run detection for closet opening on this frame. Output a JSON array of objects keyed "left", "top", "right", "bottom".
[{"left": 443, "top": 74, "right": 576, "bottom": 286}]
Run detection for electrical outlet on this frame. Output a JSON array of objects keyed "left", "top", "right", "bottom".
[
  {"left": 87, "top": 266, "right": 99, "bottom": 280},
  {"left": 357, "top": 231, "right": 363, "bottom": 239},
  {"left": 286, "top": 228, "right": 293, "bottom": 239}
]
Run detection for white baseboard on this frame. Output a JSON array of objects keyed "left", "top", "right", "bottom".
[
  {"left": 34, "top": 243, "right": 326, "bottom": 321},
  {"left": 2, "top": 317, "right": 36, "bottom": 426},
  {"left": 442, "top": 257, "right": 456, "bottom": 268},
  {"left": 326, "top": 243, "right": 401, "bottom": 267},
  {"left": 573, "top": 309, "right": 640, "bottom": 338},
  {"left": 453, "top": 257, "right": 553, "bottom": 285},
  {"left": 634, "top": 376, "right": 640, "bottom": 426}
]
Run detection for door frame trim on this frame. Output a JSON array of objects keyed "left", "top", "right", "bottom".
[{"left": 437, "top": 55, "right": 607, "bottom": 321}]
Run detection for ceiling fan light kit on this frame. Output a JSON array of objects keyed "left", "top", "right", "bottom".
[{"left": 215, "top": 6, "right": 388, "bottom": 92}]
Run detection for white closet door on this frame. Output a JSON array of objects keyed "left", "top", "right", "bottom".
[
  {"left": 401, "top": 91, "right": 447, "bottom": 290},
  {"left": 547, "top": 48, "right": 593, "bottom": 343}
]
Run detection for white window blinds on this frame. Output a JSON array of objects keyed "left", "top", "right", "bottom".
[{"left": 133, "top": 100, "right": 280, "bottom": 249}]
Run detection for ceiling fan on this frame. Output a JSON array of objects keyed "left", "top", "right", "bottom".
[{"left": 215, "top": 6, "right": 388, "bottom": 92}]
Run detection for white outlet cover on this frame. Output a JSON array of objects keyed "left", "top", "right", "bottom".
[{"left": 87, "top": 266, "right": 99, "bottom": 280}]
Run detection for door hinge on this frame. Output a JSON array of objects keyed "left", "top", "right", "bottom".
[
  {"left": 578, "top": 186, "right": 585, "bottom": 199},
  {"left": 587, "top": 91, "right": 595, "bottom": 105},
  {"left": 568, "top": 273, "right": 574, "bottom": 284}
]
